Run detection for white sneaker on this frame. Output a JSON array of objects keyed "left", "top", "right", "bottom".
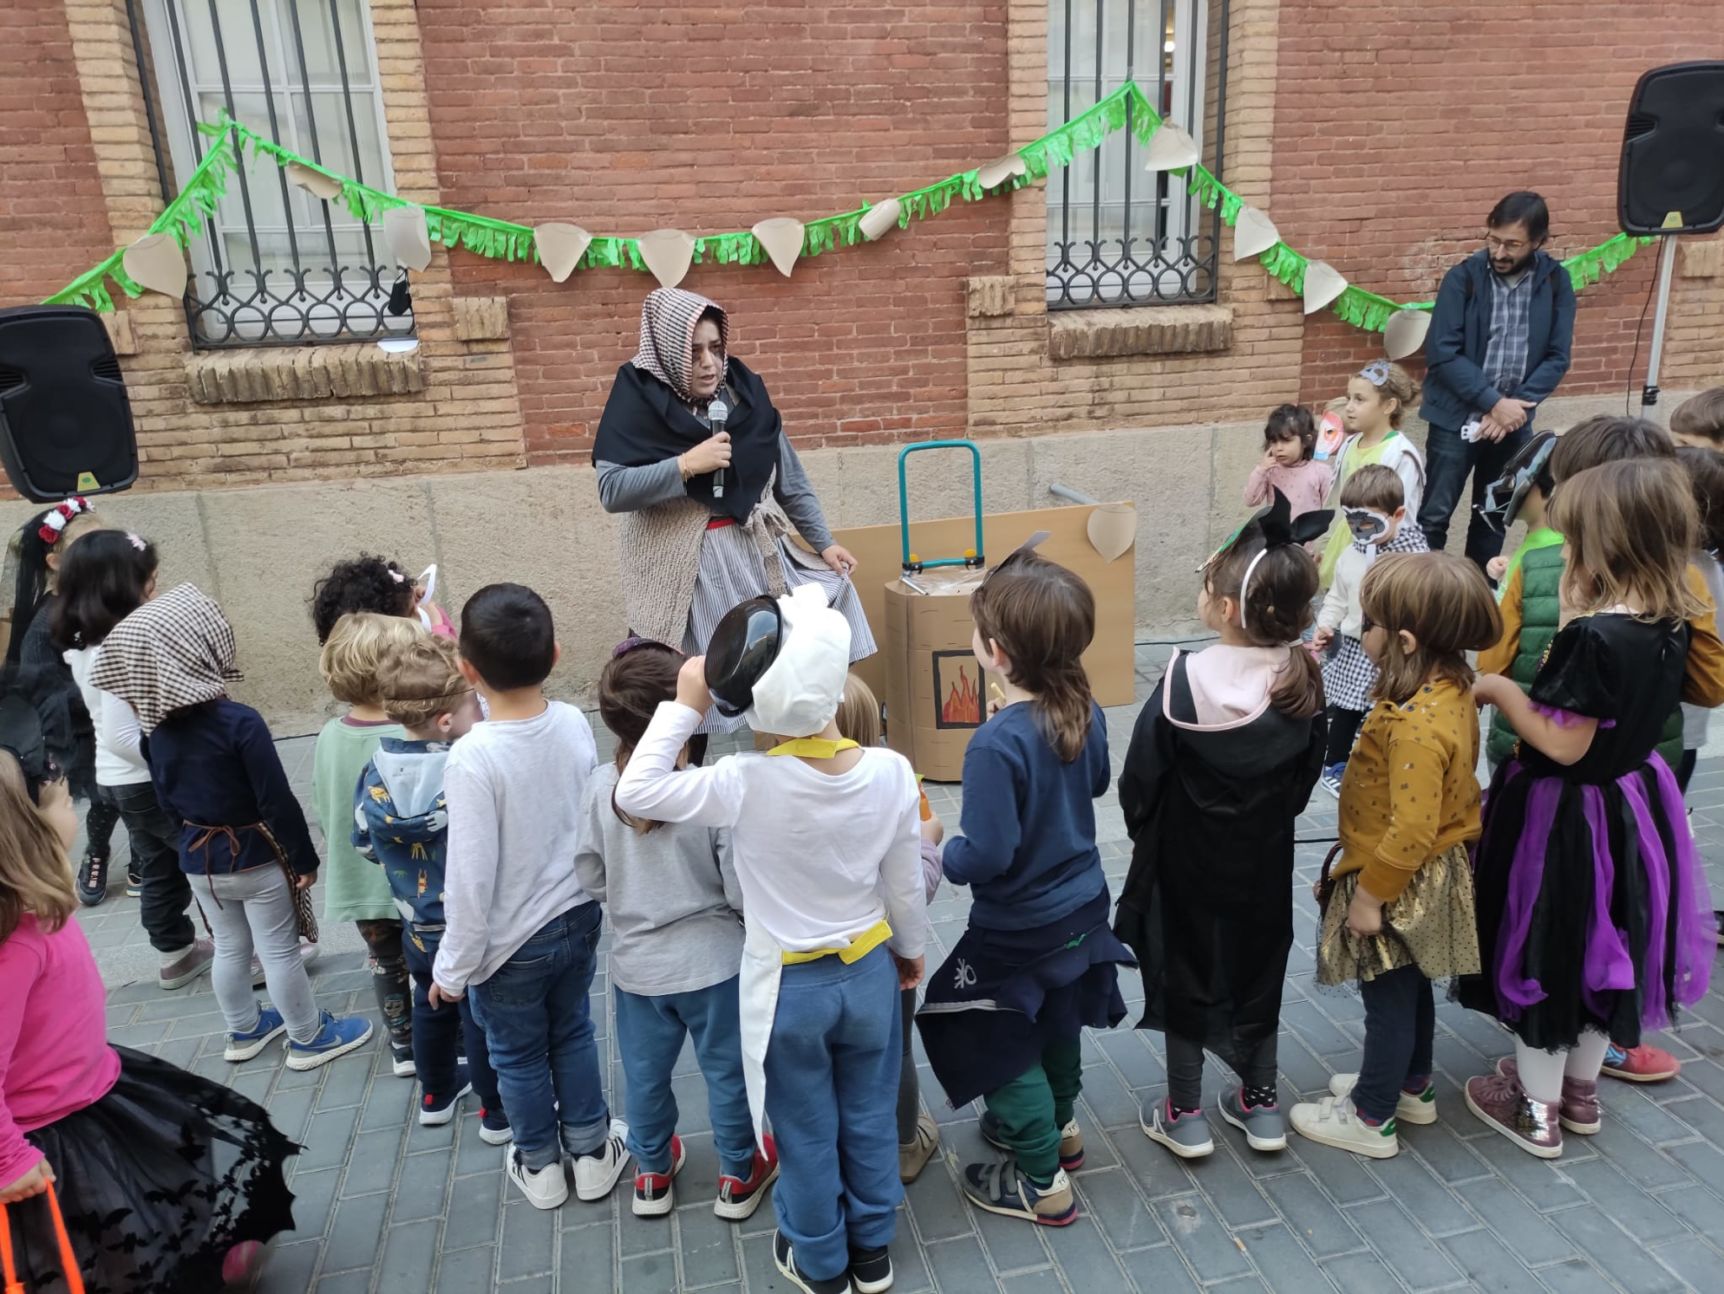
[
  {"left": 1290, "top": 1094, "right": 1399, "bottom": 1159},
  {"left": 1328, "top": 1073, "right": 1437, "bottom": 1125},
  {"left": 571, "top": 1118, "right": 631, "bottom": 1201},
  {"left": 507, "top": 1147, "right": 569, "bottom": 1210}
]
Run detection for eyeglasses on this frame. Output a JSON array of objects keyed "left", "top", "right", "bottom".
[
  {"left": 1360, "top": 613, "right": 1377, "bottom": 634},
  {"left": 1484, "top": 234, "right": 1531, "bottom": 255}
]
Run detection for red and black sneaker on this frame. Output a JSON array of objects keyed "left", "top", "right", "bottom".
[
  {"left": 632, "top": 1134, "right": 685, "bottom": 1217},
  {"left": 715, "top": 1133, "right": 780, "bottom": 1221}
]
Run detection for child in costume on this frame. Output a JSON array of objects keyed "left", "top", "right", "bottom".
[
  {"left": 314, "top": 611, "right": 416, "bottom": 1075},
  {"left": 1291, "top": 553, "right": 1500, "bottom": 1159},
  {"left": 5, "top": 497, "right": 121, "bottom": 904},
  {"left": 832, "top": 671, "right": 946, "bottom": 1184},
  {"left": 90, "top": 584, "right": 373, "bottom": 1071},
  {"left": 1480, "top": 433, "right": 1560, "bottom": 592},
  {"left": 50, "top": 529, "right": 209, "bottom": 992},
  {"left": 431, "top": 584, "right": 622, "bottom": 1211},
  {"left": 616, "top": 584, "right": 925, "bottom": 1294},
  {"left": 1462, "top": 459, "right": 1717, "bottom": 1157},
  {"left": 0, "top": 681, "right": 297, "bottom": 1292},
  {"left": 575, "top": 638, "right": 779, "bottom": 1220},
  {"left": 1313, "top": 465, "right": 1429, "bottom": 796},
  {"left": 310, "top": 552, "right": 453, "bottom": 642},
  {"left": 1242, "top": 403, "right": 1334, "bottom": 528},
  {"left": 918, "top": 549, "right": 1132, "bottom": 1229},
  {"left": 353, "top": 629, "right": 505, "bottom": 1136},
  {"left": 1675, "top": 446, "right": 1724, "bottom": 794},
  {"left": 1116, "top": 489, "right": 1330, "bottom": 1159},
  {"left": 1318, "top": 361, "right": 1426, "bottom": 584}
]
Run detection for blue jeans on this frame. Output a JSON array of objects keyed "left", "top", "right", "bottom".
[
  {"left": 1353, "top": 965, "right": 1435, "bottom": 1123},
  {"left": 406, "top": 926, "right": 501, "bottom": 1110},
  {"left": 764, "top": 947, "right": 901, "bottom": 1283},
  {"left": 469, "top": 902, "right": 608, "bottom": 1171},
  {"left": 614, "top": 977, "right": 754, "bottom": 1178},
  {"left": 1417, "top": 421, "right": 1530, "bottom": 570}
]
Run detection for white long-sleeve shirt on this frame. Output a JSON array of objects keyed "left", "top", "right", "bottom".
[
  {"left": 433, "top": 700, "right": 598, "bottom": 994},
  {"left": 64, "top": 645, "right": 149, "bottom": 787},
  {"left": 615, "top": 702, "right": 927, "bottom": 959}
]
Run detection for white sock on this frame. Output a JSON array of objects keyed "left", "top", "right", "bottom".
[
  {"left": 1564, "top": 1030, "right": 1611, "bottom": 1084},
  {"left": 1512, "top": 1038, "right": 1567, "bottom": 1104}
]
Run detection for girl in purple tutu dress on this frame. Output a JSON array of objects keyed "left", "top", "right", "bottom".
[{"left": 1462, "top": 458, "right": 1716, "bottom": 1158}]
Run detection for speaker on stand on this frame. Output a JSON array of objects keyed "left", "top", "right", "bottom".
[
  {"left": 1616, "top": 61, "right": 1724, "bottom": 414},
  {"left": 0, "top": 305, "right": 139, "bottom": 502}
]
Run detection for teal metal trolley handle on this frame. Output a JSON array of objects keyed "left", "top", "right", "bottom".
[{"left": 896, "top": 439, "right": 985, "bottom": 573}]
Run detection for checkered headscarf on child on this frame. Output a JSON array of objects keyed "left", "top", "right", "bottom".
[{"left": 89, "top": 583, "right": 243, "bottom": 732}]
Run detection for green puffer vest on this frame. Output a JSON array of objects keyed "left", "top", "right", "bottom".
[{"left": 1486, "top": 542, "right": 1684, "bottom": 769}]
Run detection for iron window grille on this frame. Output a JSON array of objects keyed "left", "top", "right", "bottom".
[
  {"left": 129, "top": 0, "right": 414, "bottom": 347},
  {"left": 1046, "top": 0, "right": 1229, "bottom": 309}
]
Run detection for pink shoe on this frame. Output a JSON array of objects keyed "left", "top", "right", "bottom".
[
  {"left": 1601, "top": 1042, "right": 1680, "bottom": 1083},
  {"left": 1491, "top": 1058, "right": 1600, "bottom": 1135},
  {"left": 1466, "top": 1073, "right": 1562, "bottom": 1158},
  {"left": 222, "top": 1240, "right": 263, "bottom": 1286}
]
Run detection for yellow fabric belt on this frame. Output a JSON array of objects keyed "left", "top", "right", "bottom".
[{"left": 781, "top": 920, "right": 893, "bottom": 966}]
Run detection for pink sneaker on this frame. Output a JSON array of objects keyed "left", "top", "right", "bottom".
[
  {"left": 1491, "top": 1058, "right": 1600, "bottom": 1135},
  {"left": 1466, "top": 1073, "right": 1562, "bottom": 1158},
  {"left": 222, "top": 1240, "right": 263, "bottom": 1286},
  {"left": 1601, "top": 1042, "right": 1680, "bottom": 1083}
]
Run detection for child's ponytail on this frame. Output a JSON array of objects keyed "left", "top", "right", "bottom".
[{"left": 1205, "top": 532, "right": 1324, "bottom": 719}]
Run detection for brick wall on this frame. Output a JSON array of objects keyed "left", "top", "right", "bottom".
[
  {"left": 415, "top": 0, "right": 1011, "bottom": 464},
  {"left": 0, "top": 0, "right": 113, "bottom": 305},
  {"left": 1273, "top": 0, "right": 1724, "bottom": 406}
]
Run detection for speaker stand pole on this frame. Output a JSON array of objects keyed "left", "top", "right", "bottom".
[{"left": 1640, "top": 233, "right": 1679, "bottom": 417}]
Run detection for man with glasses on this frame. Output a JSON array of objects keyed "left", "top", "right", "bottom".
[{"left": 1417, "top": 192, "right": 1576, "bottom": 573}]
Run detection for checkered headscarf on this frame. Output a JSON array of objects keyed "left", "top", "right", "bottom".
[
  {"left": 90, "top": 583, "right": 243, "bottom": 732},
  {"left": 630, "top": 287, "right": 729, "bottom": 404}
]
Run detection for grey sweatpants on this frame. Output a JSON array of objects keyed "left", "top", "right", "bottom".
[{"left": 192, "top": 865, "right": 320, "bottom": 1044}]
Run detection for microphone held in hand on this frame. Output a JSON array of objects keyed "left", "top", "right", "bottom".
[{"left": 708, "top": 398, "right": 729, "bottom": 498}]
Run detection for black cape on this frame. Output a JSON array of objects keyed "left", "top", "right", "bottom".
[
  {"left": 591, "top": 357, "right": 782, "bottom": 524},
  {"left": 1113, "top": 652, "right": 1326, "bottom": 1065}
]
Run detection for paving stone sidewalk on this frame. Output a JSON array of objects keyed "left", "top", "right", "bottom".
[{"left": 78, "top": 646, "right": 1724, "bottom": 1293}]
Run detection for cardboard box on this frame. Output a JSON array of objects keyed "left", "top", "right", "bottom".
[
  {"left": 835, "top": 502, "right": 1137, "bottom": 781},
  {"left": 881, "top": 568, "right": 997, "bottom": 781}
]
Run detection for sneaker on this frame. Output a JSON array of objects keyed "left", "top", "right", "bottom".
[
  {"left": 158, "top": 939, "right": 215, "bottom": 991},
  {"left": 1140, "top": 1100, "right": 1215, "bottom": 1159},
  {"left": 125, "top": 867, "right": 142, "bottom": 899},
  {"left": 76, "top": 850, "right": 109, "bottom": 906},
  {"left": 1327, "top": 1072, "right": 1438, "bottom": 1125},
  {"left": 507, "top": 1146, "right": 569, "bottom": 1210},
  {"left": 980, "top": 1111, "right": 1085, "bottom": 1171},
  {"left": 391, "top": 1042, "right": 416, "bottom": 1079},
  {"left": 899, "top": 1113, "right": 940, "bottom": 1183},
  {"left": 571, "top": 1118, "right": 631, "bottom": 1201},
  {"left": 478, "top": 1106, "right": 513, "bottom": 1146},
  {"left": 224, "top": 1006, "right": 287, "bottom": 1062},
  {"left": 850, "top": 1244, "right": 893, "bottom": 1294},
  {"left": 1492, "top": 1058, "right": 1600, "bottom": 1135},
  {"left": 1219, "top": 1086, "right": 1287, "bottom": 1152},
  {"left": 1319, "top": 763, "right": 1346, "bottom": 798},
  {"left": 1601, "top": 1042, "right": 1680, "bottom": 1083},
  {"left": 419, "top": 1067, "right": 472, "bottom": 1127},
  {"left": 633, "top": 1133, "right": 685, "bottom": 1217},
  {"left": 284, "top": 1011, "right": 374, "bottom": 1071},
  {"left": 1290, "top": 1094, "right": 1399, "bottom": 1159},
  {"left": 960, "top": 1159, "right": 1077, "bottom": 1226},
  {"left": 773, "top": 1228, "right": 853, "bottom": 1294},
  {"left": 715, "top": 1134, "right": 779, "bottom": 1221},
  {"left": 1464, "top": 1073, "right": 1562, "bottom": 1158},
  {"left": 221, "top": 1239, "right": 263, "bottom": 1286}
]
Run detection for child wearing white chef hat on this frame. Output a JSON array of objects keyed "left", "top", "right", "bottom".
[{"left": 616, "top": 584, "right": 927, "bottom": 1294}]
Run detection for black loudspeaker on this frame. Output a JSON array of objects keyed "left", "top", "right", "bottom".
[
  {"left": 0, "top": 306, "right": 138, "bottom": 502},
  {"left": 1618, "top": 61, "right": 1724, "bottom": 236}
]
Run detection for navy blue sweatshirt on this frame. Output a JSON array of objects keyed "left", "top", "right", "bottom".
[
  {"left": 143, "top": 699, "right": 320, "bottom": 877},
  {"left": 941, "top": 700, "right": 1110, "bottom": 931}
]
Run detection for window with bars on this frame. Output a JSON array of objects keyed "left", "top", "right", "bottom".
[
  {"left": 133, "top": 0, "right": 413, "bottom": 346},
  {"left": 1046, "top": 0, "right": 1226, "bottom": 309}
]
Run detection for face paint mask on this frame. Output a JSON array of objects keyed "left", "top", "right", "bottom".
[{"left": 1345, "top": 508, "right": 1393, "bottom": 546}]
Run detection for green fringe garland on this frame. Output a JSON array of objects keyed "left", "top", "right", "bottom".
[{"left": 45, "top": 94, "right": 1657, "bottom": 338}]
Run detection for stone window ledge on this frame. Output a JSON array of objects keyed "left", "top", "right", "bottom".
[
  {"left": 1048, "top": 303, "right": 1233, "bottom": 361},
  {"left": 185, "top": 343, "right": 426, "bottom": 405}
]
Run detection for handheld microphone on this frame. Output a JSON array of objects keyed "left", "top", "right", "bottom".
[{"left": 708, "top": 397, "right": 730, "bottom": 499}]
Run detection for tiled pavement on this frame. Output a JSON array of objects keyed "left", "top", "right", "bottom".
[{"left": 78, "top": 645, "right": 1724, "bottom": 1293}]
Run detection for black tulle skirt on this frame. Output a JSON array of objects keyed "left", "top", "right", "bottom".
[{"left": 6, "top": 1046, "right": 298, "bottom": 1293}]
